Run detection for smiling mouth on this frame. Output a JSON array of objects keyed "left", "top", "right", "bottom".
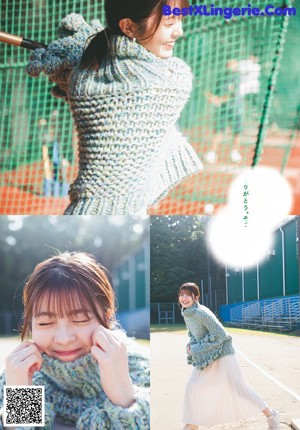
[
  {"left": 54, "top": 349, "right": 81, "bottom": 356},
  {"left": 164, "top": 42, "right": 175, "bottom": 48}
]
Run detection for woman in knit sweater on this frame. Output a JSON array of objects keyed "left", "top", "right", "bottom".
[
  {"left": 26, "top": 0, "right": 203, "bottom": 215},
  {"left": 179, "top": 282, "right": 279, "bottom": 430},
  {"left": 0, "top": 252, "right": 149, "bottom": 430}
]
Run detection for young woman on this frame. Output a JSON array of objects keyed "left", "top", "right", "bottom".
[
  {"left": 178, "top": 282, "right": 280, "bottom": 430},
  {"left": 26, "top": 0, "right": 202, "bottom": 215},
  {"left": 0, "top": 252, "right": 149, "bottom": 430}
]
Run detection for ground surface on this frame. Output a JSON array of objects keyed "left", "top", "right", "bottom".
[{"left": 151, "top": 327, "right": 300, "bottom": 430}]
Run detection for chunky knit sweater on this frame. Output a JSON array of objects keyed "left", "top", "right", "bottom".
[
  {"left": 26, "top": 13, "right": 202, "bottom": 215},
  {"left": 181, "top": 302, "right": 235, "bottom": 370},
  {"left": 0, "top": 340, "right": 149, "bottom": 430}
]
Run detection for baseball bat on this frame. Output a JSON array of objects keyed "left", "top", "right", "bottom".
[{"left": 0, "top": 31, "right": 47, "bottom": 50}]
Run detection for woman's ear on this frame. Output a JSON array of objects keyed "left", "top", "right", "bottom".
[{"left": 119, "top": 18, "right": 138, "bottom": 39}]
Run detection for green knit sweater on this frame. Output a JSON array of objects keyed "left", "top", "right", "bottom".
[
  {"left": 0, "top": 339, "right": 149, "bottom": 430},
  {"left": 26, "top": 13, "right": 202, "bottom": 215},
  {"left": 181, "top": 302, "right": 235, "bottom": 370}
]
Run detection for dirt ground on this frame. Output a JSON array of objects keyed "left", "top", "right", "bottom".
[{"left": 151, "top": 328, "right": 300, "bottom": 430}]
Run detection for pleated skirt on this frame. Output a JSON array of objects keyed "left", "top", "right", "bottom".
[{"left": 182, "top": 354, "right": 267, "bottom": 427}]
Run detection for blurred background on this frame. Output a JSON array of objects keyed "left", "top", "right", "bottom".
[{"left": 0, "top": 215, "right": 150, "bottom": 353}]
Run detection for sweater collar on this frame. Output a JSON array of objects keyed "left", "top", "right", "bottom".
[
  {"left": 181, "top": 301, "right": 200, "bottom": 316},
  {"left": 70, "top": 33, "right": 191, "bottom": 97},
  {"left": 110, "top": 35, "right": 158, "bottom": 63},
  {"left": 40, "top": 353, "right": 105, "bottom": 398},
  {"left": 105, "top": 34, "right": 187, "bottom": 77}
]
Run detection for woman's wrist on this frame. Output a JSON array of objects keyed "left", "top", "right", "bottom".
[{"left": 109, "top": 382, "right": 136, "bottom": 408}]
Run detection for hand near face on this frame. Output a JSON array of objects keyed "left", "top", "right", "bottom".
[
  {"left": 6, "top": 341, "right": 43, "bottom": 386},
  {"left": 91, "top": 327, "right": 136, "bottom": 408}
]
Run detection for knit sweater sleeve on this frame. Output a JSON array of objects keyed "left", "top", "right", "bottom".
[
  {"left": 102, "top": 347, "right": 150, "bottom": 430},
  {"left": 187, "top": 329, "right": 197, "bottom": 346},
  {"left": 189, "top": 308, "right": 231, "bottom": 356},
  {"left": 145, "top": 124, "right": 202, "bottom": 207},
  {"left": 26, "top": 13, "right": 103, "bottom": 100}
]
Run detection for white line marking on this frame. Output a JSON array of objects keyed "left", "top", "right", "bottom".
[{"left": 236, "top": 348, "right": 300, "bottom": 403}]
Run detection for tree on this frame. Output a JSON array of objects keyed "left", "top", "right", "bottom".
[
  {"left": 0, "top": 215, "right": 148, "bottom": 313},
  {"left": 150, "top": 216, "right": 225, "bottom": 303}
]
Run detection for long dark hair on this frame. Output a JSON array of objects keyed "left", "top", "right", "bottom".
[{"left": 80, "top": 0, "right": 188, "bottom": 70}]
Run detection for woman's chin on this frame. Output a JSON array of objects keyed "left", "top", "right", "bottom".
[
  {"left": 158, "top": 48, "right": 173, "bottom": 59},
  {"left": 145, "top": 46, "right": 173, "bottom": 59}
]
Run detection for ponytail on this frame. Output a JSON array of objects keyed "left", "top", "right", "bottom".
[
  {"left": 80, "top": 28, "right": 112, "bottom": 70},
  {"left": 80, "top": 0, "right": 175, "bottom": 70}
]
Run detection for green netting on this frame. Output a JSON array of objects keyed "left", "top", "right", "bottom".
[
  {"left": 150, "top": 0, "right": 300, "bottom": 214},
  {"left": 0, "top": 0, "right": 299, "bottom": 214},
  {"left": 0, "top": 0, "right": 106, "bottom": 214}
]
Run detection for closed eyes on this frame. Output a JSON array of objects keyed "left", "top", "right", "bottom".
[{"left": 38, "top": 319, "right": 90, "bottom": 326}]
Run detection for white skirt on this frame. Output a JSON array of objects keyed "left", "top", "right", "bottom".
[{"left": 182, "top": 354, "right": 267, "bottom": 427}]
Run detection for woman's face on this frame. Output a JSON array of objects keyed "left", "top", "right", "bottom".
[
  {"left": 179, "top": 290, "right": 196, "bottom": 308},
  {"left": 31, "top": 295, "right": 102, "bottom": 362},
  {"left": 139, "top": 13, "right": 183, "bottom": 59}
]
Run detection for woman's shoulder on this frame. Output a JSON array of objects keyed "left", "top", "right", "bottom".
[
  {"left": 198, "top": 304, "right": 215, "bottom": 314},
  {"left": 168, "top": 55, "right": 191, "bottom": 67},
  {"left": 197, "top": 305, "right": 221, "bottom": 320},
  {"left": 189, "top": 303, "right": 218, "bottom": 320},
  {"left": 166, "top": 56, "right": 192, "bottom": 78}
]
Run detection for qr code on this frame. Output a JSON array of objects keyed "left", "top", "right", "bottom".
[{"left": 3, "top": 385, "right": 45, "bottom": 427}]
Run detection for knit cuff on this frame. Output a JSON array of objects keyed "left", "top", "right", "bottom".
[
  {"left": 189, "top": 334, "right": 219, "bottom": 354},
  {"left": 189, "top": 340, "right": 223, "bottom": 370},
  {"left": 103, "top": 387, "right": 149, "bottom": 430},
  {"left": 26, "top": 13, "right": 103, "bottom": 97},
  {"left": 191, "top": 348, "right": 222, "bottom": 370}
]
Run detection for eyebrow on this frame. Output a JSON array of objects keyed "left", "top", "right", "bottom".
[{"left": 34, "top": 309, "right": 92, "bottom": 318}]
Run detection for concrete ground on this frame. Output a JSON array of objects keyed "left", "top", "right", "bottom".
[{"left": 151, "top": 328, "right": 300, "bottom": 430}]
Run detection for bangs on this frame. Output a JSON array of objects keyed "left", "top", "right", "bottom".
[
  {"left": 165, "top": 0, "right": 189, "bottom": 9},
  {"left": 32, "top": 285, "right": 93, "bottom": 320},
  {"left": 141, "top": 0, "right": 189, "bottom": 41},
  {"left": 30, "top": 268, "right": 101, "bottom": 321},
  {"left": 178, "top": 286, "right": 193, "bottom": 296}
]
